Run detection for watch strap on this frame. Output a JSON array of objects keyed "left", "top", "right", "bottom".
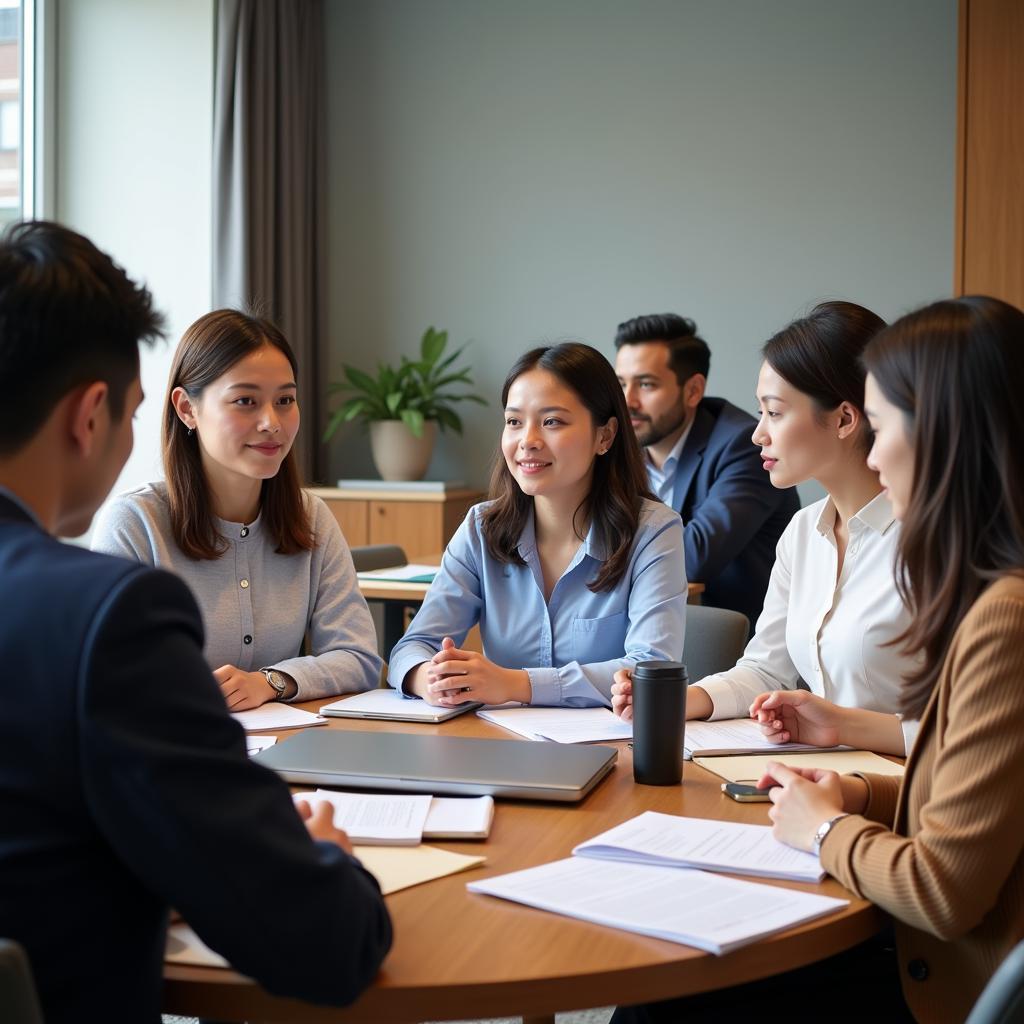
[{"left": 813, "top": 813, "right": 849, "bottom": 856}]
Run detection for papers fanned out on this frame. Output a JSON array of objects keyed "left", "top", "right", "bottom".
[
  {"left": 477, "top": 707, "right": 633, "bottom": 744},
  {"left": 232, "top": 704, "right": 326, "bottom": 733},
  {"left": 695, "top": 749, "right": 905, "bottom": 784},
  {"left": 298, "top": 791, "right": 432, "bottom": 846},
  {"left": 296, "top": 790, "right": 496, "bottom": 844},
  {"left": 684, "top": 717, "right": 843, "bottom": 758},
  {"left": 357, "top": 563, "right": 438, "bottom": 584},
  {"left": 573, "top": 811, "right": 824, "bottom": 883},
  {"left": 357, "top": 844, "right": 485, "bottom": 895},
  {"left": 468, "top": 857, "right": 847, "bottom": 955}
]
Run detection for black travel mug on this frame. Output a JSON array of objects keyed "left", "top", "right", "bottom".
[{"left": 631, "top": 660, "right": 688, "bottom": 785}]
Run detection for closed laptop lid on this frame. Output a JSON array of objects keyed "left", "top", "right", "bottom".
[{"left": 253, "top": 729, "right": 618, "bottom": 803}]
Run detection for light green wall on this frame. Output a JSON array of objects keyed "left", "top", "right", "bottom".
[{"left": 324, "top": 0, "right": 956, "bottom": 496}]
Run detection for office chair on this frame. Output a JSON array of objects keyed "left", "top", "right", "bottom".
[
  {"left": 965, "top": 940, "right": 1024, "bottom": 1024},
  {"left": 682, "top": 604, "right": 750, "bottom": 682},
  {"left": 350, "top": 544, "right": 408, "bottom": 573},
  {"left": 0, "top": 939, "right": 44, "bottom": 1024}
]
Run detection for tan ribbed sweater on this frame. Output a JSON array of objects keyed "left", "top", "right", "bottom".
[{"left": 823, "top": 574, "right": 1024, "bottom": 1023}]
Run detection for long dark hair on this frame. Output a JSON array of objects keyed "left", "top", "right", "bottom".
[
  {"left": 864, "top": 295, "right": 1024, "bottom": 719},
  {"left": 762, "top": 301, "right": 886, "bottom": 453},
  {"left": 163, "top": 309, "right": 313, "bottom": 560},
  {"left": 481, "top": 342, "right": 655, "bottom": 592}
]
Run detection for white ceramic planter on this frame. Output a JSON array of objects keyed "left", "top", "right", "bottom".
[{"left": 369, "top": 419, "right": 438, "bottom": 481}]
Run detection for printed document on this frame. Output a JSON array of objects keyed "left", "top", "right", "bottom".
[
  {"left": 684, "top": 717, "right": 841, "bottom": 758},
  {"left": 297, "top": 790, "right": 432, "bottom": 845},
  {"left": 573, "top": 810, "right": 824, "bottom": 882},
  {"left": 468, "top": 857, "right": 847, "bottom": 955},
  {"left": 478, "top": 706, "right": 632, "bottom": 743}
]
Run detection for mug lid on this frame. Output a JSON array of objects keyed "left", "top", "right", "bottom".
[{"left": 632, "top": 660, "right": 688, "bottom": 681}]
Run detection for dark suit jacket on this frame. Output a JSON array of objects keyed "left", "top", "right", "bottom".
[
  {"left": 0, "top": 494, "right": 392, "bottom": 1023},
  {"left": 676, "top": 398, "right": 800, "bottom": 628}
]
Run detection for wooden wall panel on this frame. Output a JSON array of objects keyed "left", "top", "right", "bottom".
[{"left": 956, "top": 0, "right": 1024, "bottom": 309}]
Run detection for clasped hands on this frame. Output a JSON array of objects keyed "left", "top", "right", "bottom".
[{"left": 408, "top": 637, "right": 531, "bottom": 707}]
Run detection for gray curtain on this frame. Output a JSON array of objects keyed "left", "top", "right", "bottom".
[{"left": 213, "top": 0, "right": 327, "bottom": 484}]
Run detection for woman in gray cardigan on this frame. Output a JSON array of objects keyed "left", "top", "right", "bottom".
[{"left": 92, "top": 309, "right": 381, "bottom": 709}]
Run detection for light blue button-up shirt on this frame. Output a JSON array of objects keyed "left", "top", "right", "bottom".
[
  {"left": 388, "top": 498, "right": 687, "bottom": 707},
  {"left": 644, "top": 421, "right": 692, "bottom": 511}
]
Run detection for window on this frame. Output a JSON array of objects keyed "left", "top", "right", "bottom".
[{"left": 0, "top": 0, "right": 47, "bottom": 225}]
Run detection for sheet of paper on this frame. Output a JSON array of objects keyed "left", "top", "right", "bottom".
[
  {"left": 165, "top": 923, "right": 229, "bottom": 969},
  {"left": 357, "top": 563, "right": 438, "bottom": 583},
  {"left": 468, "top": 856, "right": 847, "bottom": 955},
  {"left": 297, "top": 790, "right": 431, "bottom": 846},
  {"left": 477, "top": 707, "right": 632, "bottom": 743},
  {"left": 683, "top": 717, "right": 841, "bottom": 758},
  {"left": 356, "top": 844, "right": 485, "bottom": 895},
  {"left": 246, "top": 734, "right": 277, "bottom": 756},
  {"left": 695, "top": 749, "right": 905, "bottom": 783},
  {"left": 573, "top": 810, "right": 823, "bottom": 882},
  {"left": 231, "top": 704, "right": 327, "bottom": 732},
  {"left": 424, "top": 796, "right": 495, "bottom": 839}
]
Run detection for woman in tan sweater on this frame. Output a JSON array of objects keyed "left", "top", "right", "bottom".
[{"left": 613, "top": 295, "right": 1024, "bottom": 1024}]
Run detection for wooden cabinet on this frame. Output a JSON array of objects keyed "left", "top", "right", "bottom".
[{"left": 308, "top": 487, "right": 484, "bottom": 559}]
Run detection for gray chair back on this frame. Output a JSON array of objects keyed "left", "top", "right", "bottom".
[
  {"left": 0, "top": 939, "right": 44, "bottom": 1024},
  {"left": 682, "top": 603, "right": 750, "bottom": 683},
  {"left": 966, "top": 940, "right": 1024, "bottom": 1024},
  {"left": 350, "top": 544, "right": 408, "bottom": 573}
]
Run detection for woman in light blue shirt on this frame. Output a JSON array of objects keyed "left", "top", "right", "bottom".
[{"left": 388, "top": 342, "right": 687, "bottom": 708}]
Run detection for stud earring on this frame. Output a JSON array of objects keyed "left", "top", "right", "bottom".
[{"left": 187, "top": 427, "right": 195, "bottom": 438}]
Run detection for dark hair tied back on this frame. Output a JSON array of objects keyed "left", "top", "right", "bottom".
[{"left": 761, "top": 301, "right": 886, "bottom": 454}]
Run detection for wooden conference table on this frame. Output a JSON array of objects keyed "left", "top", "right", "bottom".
[{"left": 162, "top": 707, "right": 885, "bottom": 1024}]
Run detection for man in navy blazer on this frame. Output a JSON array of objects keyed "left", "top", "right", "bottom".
[
  {"left": 615, "top": 314, "right": 800, "bottom": 629},
  {"left": 0, "top": 222, "right": 391, "bottom": 1023}
]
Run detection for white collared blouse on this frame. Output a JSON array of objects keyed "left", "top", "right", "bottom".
[{"left": 697, "top": 491, "right": 918, "bottom": 752}]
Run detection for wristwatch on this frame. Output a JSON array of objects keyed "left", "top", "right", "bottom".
[
  {"left": 813, "top": 813, "right": 850, "bottom": 856},
  {"left": 262, "top": 668, "right": 289, "bottom": 701}
]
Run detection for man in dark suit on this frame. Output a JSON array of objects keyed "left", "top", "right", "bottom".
[
  {"left": 615, "top": 314, "right": 800, "bottom": 629},
  {"left": 0, "top": 221, "right": 392, "bottom": 1023}
]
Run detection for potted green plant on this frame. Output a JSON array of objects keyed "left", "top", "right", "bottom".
[{"left": 324, "top": 326, "right": 487, "bottom": 481}]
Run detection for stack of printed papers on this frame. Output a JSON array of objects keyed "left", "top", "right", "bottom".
[
  {"left": 468, "top": 857, "right": 846, "bottom": 956},
  {"left": 683, "top": 717, "right": 844, "bottom": 758},
  {"left": 572, "top": 810, "right": 824, "bottom": 882},
  {"left": 296, "top": 790, "right": 495, "bottom": 845}
]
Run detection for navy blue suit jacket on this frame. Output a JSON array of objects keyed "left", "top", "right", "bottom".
[
  {"left": 676, "top": 398, "right": 800, "bottom": 628},
  {"left": 0, "top": 494, "right": 392, "bottom": 1023}
]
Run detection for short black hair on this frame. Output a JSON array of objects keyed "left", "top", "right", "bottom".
[
  {"left": 0, "top": 220, "right": 165, "bottom": 455},
  {"left": 614, "top": 313, "right": 711, "bottom": 384}
]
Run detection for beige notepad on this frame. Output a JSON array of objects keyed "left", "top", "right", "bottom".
[
  {"left": 694, "top": 749, "right": 905, "bottom": 784},
  {"left": 354, "top": 844, "right": 486, "bottom": 895}
]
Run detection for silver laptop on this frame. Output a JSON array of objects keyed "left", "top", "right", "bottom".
[
  {"left": 319, "top": 688, "right": 483, "bottom": 724},
  {"left": 253, "top": 730, "right": 618, "bottom": 803}
]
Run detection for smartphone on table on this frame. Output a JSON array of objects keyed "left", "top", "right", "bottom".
[{"left": 721, "top": 782, "right": 773, "bottom": 803}]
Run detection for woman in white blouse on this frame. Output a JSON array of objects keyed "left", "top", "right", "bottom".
[{"left": 613, "top": 301, "right": 917, "bottom": 755}]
